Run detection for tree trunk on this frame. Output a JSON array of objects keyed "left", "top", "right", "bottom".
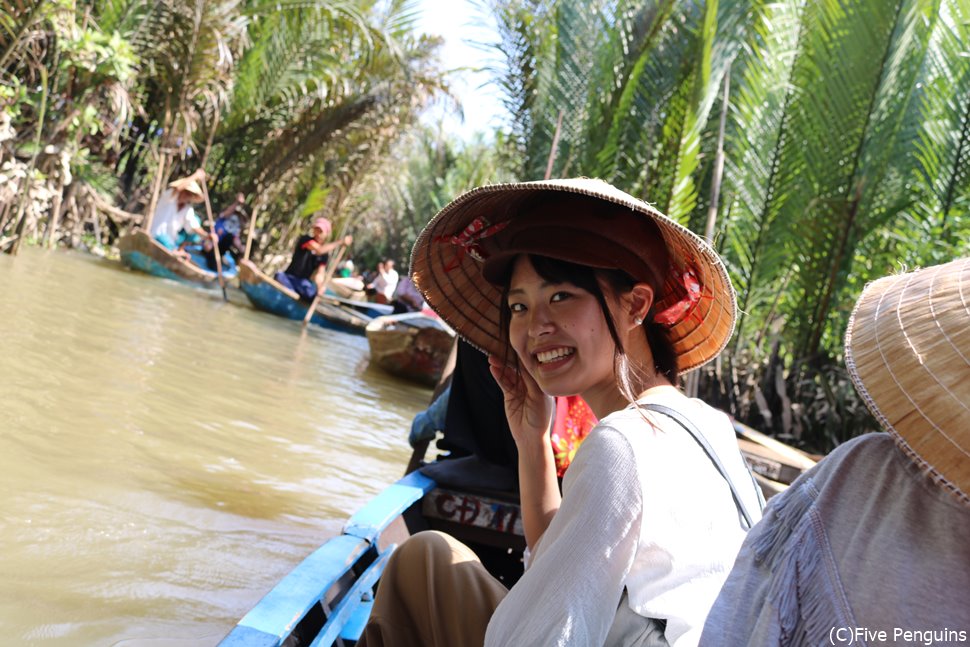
[
  {"left": 8, "top": 194, "right": 30, "bottom": 255},
  {"left": 7, "top": 66, "right": 48, "bottom": 255},
  {"left": 43, "top": 179, "right": 67, "bottom": 248}
]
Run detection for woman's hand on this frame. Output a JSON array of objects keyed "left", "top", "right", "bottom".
[
  {"left": 489, "top": 354, "right": 560, "bottom": 550},
  {"left": 488, "top": 355, "right": 554, "bottom": 451}
]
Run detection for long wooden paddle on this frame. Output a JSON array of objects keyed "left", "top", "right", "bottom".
[
  {"left": 301, "top": 241, "right": 349, "bottom": 328},
  {"left": 200, "top": 181, "right": 228, "bottom": 302}
]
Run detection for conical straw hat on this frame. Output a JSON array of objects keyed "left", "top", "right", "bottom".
[
  {"left": 844, "top": 257, "right": 970, "bottom": 504},
  {"left": 168, "top": 177, "right": 205, "bottom": 200},
  {"left": 410, "top": 178, "right": 737, "bottom": 374}
]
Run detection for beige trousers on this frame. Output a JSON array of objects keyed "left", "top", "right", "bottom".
[{"left": 357, "top": 531, "right": 509, "bottom": 647}]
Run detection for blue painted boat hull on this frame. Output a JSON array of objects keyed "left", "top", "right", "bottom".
[
  {"left": 221, "top": 471, "right": 437, "bottom": 646},
  {"left": 219, "top": 465, "right": 528, "bottom": 646},
  {"left": 118, "top": 229, "right": 237, "bottom": 287},
  {"left": 237, "top": 261, "right": 374, "bottom": 335}
]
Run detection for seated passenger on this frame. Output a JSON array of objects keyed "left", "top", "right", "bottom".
[
  {"left": 390, "top": 276, "right": 425, "bottom": 314},
  {"left": 700, "top": 258, "right": 970, "bottom": 647},
  {"left": 274, "top": 217, "right": 352, "bottom": 302},
  {"left": 203, "top": 192, "right": 247, "bottom": 270},
  {"left": 366, "top": 259, "right": 399, "bottom": 304},
  {"left": 329, "top": 260, "right": 367, "bottom": 298}
]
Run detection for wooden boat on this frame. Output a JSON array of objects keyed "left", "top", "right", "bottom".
[
  {"left": 327, "top": 276, "right": 368, "bottom": 301},
  {"left": 366, "top": 313, "right": 456, "bottom": 386},
  {"left": 118, "top": 228, "right": 238, "bottom": 286},
  {"left": 734, "top": 421, "right": 819, "bottom": 498},
  {"left": 237, "top": 260, "right": 391, "bottom": 335},
  {"left": 325, "top": 292, "right": 392, "bottom": 320},
  {"left": 218, "top": 468, "right": 524, "bottom": 647},
  {"left": 218, "top": 422, "right": 815, "bottom": 647}
]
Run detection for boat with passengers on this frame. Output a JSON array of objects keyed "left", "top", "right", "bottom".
[
  {"left": 118, "top": 228, "right": 238, "bottom": 287},
  {"left": 238, "top": 260, "right": 392, "bottom": 336}
]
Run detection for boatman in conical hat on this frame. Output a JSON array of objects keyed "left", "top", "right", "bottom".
[{"left": 150, "top": 169, "right": 212, "bottom": 261}]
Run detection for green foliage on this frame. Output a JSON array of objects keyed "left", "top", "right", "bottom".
[
  {"left": 490, "top": 0, "right": 970, "bottom": 452},
  {"left": 348, "top": 125, "right": 511, "bottom": 270},
  {"left": 2, "top": 0, "right": 450, "bottom": 265},
  {"left": 59, "top": 29, "right": 137, "bottom": 83},
  {"left": 7, "top": 0, "right": 969, "bottom": 455}
]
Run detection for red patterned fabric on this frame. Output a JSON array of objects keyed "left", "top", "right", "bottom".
[{"left": 551, "top": 396, "right": 597, "bottom": 476}]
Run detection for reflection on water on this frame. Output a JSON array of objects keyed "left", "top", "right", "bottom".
[{"left": 0, "top": 248, "right": 429, "bottom": 645}]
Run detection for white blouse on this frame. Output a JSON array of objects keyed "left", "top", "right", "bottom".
[{"left": 484, "top": 388, "right": 762, "bottom": 647}]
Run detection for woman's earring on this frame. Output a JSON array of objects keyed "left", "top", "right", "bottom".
[{"left": 634, "top": 316, "right": 644, "bottom": 326}]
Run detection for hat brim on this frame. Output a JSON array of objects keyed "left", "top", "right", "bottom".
[
  {"left": 844, "top": 257, "right": 970, "bottom": 502},
  {"left": 410, "top": 178, "right": 737, "bottom": 374},
  {"left": 168, "top": 177, "right": 205, "bottom": 201}
]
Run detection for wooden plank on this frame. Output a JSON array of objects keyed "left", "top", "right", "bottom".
[
  {"left": 738, "top": 438, "right": 806, "bottom": 485},
  {"left": 734, "top": 421, "right": 817, "bottom": 471},
  {"left": 225, "top": 535, "right": 370, "bottom": 645},
  {"left": 309, "top": 548, "right": 393, "bottom": 647},
  {"left": 343, "top": 471, "right": 436, "bottom": 542}
]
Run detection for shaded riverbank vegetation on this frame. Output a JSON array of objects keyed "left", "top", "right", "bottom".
[
  {"left": 3, "top": 0, "right": 969, "bottom": 454},
  {"left": 0, "top": 0, "right": 451, "bottom": 258}
]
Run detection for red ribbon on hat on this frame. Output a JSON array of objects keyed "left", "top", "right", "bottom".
[
  {"left": 436, "top": 217, "right": 510, "bottom": 271},
  {"left": 654, "top": 268, "right": 706, "bottom": 327}
]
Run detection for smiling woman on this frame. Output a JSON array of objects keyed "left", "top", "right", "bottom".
[
  {"left": 353, "top": 178, "right": 766, "bottom": 647},
  {"left": 501, "top": 254, "right": 662, "bottom": 419}
]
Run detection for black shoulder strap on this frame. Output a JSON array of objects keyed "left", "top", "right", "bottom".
[{"left": 639, "top": 403, "right": 761, "bottom": 530}]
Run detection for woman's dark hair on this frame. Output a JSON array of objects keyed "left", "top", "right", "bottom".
[{"left": 497, "top": 254, "right": 678, "bottom": 402}]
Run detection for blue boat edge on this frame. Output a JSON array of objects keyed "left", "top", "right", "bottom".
[
  {"left": 237, "top": 260, "right": 376, "bottom": 336},
  {"left": 219, "top": 471, "right": 436, "bottom": 647},
  {"left": 118, "top": 229, "right": 238, "bottom": 286}
]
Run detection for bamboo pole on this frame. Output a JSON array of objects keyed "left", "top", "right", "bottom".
[
  {"left": 143, "top": 151, "right": 170, "bottom": 234},
  {"left": 686, "top": 68, "right": 731, "bottom": 398},
  {"left": 199, "top": 107, "right": 220, "bottom": 171},
  {"left": 243, "top": 197, "right": 261, "bottom": 261},
  {"left": 704, "top": 69, "right": 730, "bottom": 244},
  {"left": 200, "top": 180, "right": 228, "bottom": 301},
  {"left": 144, "top": 103, "right": 174, "bottom": 233}
]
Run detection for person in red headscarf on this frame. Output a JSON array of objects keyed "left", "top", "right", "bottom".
[{"left": 274, "top": 217, "right": 352, "bottom": 301}]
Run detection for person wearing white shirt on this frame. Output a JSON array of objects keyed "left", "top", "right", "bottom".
[
  {"left": 150, "top": 171, "right": 208, "bottom": 260},
  {"left": 357, "top": 179, "right": 763, "bottom": 647},
  {"left": 368, "top": 258, "right": 399, "bottom": 303}
]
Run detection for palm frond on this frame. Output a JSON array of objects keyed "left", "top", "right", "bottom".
[
  {"left": 720, "top": 0, "right": 805, "bottom": 353},
  {"left": 779, "top": 0, "right": 937, "bottom": 359}
]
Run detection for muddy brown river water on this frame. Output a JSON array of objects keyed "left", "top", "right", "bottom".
[{"left": 0, "top": 248, "right": 428, "bottom": 645}]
